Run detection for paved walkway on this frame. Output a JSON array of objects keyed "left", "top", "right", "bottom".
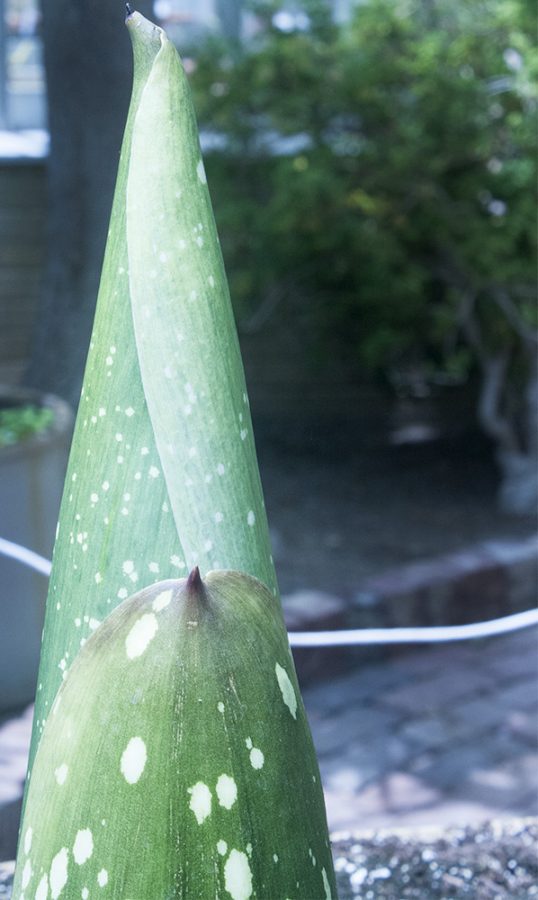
[
  {"left": 0, "top": 628, "right": 536, "bottom": 858},
  {"left": 304, "top": 626, "right": 538, "bottom": 832}
]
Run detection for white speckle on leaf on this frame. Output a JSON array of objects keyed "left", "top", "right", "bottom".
[
  {"left": 105, "top": 356, "right": 113, "bottom": 366},
  {"left": 204, "top": 540, "right": 213, "bottom": 552},
  {"left": 36, "top": 873, "right": 48, "bottom": 900},
  {"left": 170, "top": 555, "right": 185, "bottom": 569},
  {"left": 149, "top": 466, "right": 160, "bottom": 479},
  {"left": 275, "top": 663, "right": 298, "bottom": 719},
  {"left": 126, "top": 614, "right": 158, "bottom": 659},
  {"left": 99, "top": 407, "right": 106, "bottom": 417},
  {"left": 50, "top": 848, "right": 68, "bottom": 899},
  {"left": 120, "top": 737, "right": 147, "bottom": 784},
  {"left": 117, "top": 588, "right": 128, "bottom": 600},
  {"left": 149, "top": 561, "right": 160, "bottom": 574},
  {"left": 73, "top": 829, "right": 93, "bottom": 865},
  {"left": 89, "top": 618, "right": 100, "bottom": 631},
  {"left": 196, "top": 235, "right": 204, "bottom": 247},
  {"left": 216, "top": 463, "right": 225, "bottom": 476},
  {"left": 247, "top": 511, "right": 255, "bottom": 527},
  {"left": 245, "top": 738, "right": 253, "bottom": 750},
  {"left": 197, "top": 159, "right": 207, "bottom": 184},
  {"left": 214, "top": 511, "right": 224, "bottom": 523},
  {"left": 217, "top": 840, "right": 228, "bottom": 856},
  {"left": 322, "top": 867, "right": 332, "bottom": 899},
  {"left": 153, "top": 589, "right": 172, "bottom": 612},
  {"left": 141, "top": 447, "right": 149, "bottom": 456},
  {"left": 209, "top": 275, "right": 215, "bottom": 287},
  {"left": 224, "top": 849, "right": 253, "bottom": 900},
  {"left": 240, "top": 429, "right": 248, "bottom": 441},
  {"left": 22, "top": 859, "right": 32, "bottom": 888},
  {"left": 273, "top": 854, "right": 278, "bottom": 863},
  {"left": 24, "top": 827, "right": 32, "bottom": 854},
  {"left": 94, "top": 572, "right": 102, "bottom": 584},
  {"left": 125, "top": 406, "right": 135, "bottom": 417},
  {"left": 217, "top": 701, "right": 225, "bottom": 713},
  {"left": 216, "top": 774, "right": 237, "bottom": 809},
  {"left": 82, "top": 889, "right": 89, "bottom": 899},
  {"left": 97, "top": 869, "right": 108, "bottom": 888},
  {"left": 55, "top": 763, "right": 68, "bottom": 785},
  {"left": 188, "top": 782, "right": 212, "bottom": 824},
  {"left": 102, "top": 481, "right": 110, "bottom": 492},
  {"left": 122, "top": 560, "right": 134, "bottom": 575},
  {"left": 249, "top": 748, "right": 264, "bottom": 770}
]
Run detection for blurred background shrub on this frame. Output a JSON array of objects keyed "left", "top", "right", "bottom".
[{"left": 188, "top": 0, "right": 537, "bottom": 511}]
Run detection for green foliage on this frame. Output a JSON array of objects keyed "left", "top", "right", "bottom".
[
  {"left": 0, "top": 405, "right": 54, "bottom": 448},
  {"left": 190, "top": 0, "right": 536, "bottom": 390}
]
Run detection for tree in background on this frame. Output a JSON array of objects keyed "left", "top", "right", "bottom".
[
  {"left": 25, "top": 0, "right": 153, "bottom": 405},
  {"left": 191, "top": 0, "right": 537, "bottom": 512}
]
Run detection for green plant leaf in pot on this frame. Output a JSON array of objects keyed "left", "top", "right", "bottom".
[{"left": 13, "top": 570, "right": 337, "bottom": 899}]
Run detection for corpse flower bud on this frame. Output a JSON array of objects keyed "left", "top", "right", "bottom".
[{"left": 14, "top": 569, "right": 336, "bottom": 899}]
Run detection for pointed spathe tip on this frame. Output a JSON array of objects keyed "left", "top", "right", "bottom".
[
  {"left": 125, "top": 3, "right": 133, "bottom": 18},
  {"left": 186, "top": 565, "right": 203, "bottom": 592}
]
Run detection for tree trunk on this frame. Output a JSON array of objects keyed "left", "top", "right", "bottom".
[
  {"left": 24, "top": 0, "right": 153, "bottom": 407},
  {"left": 496, "top": 356, "right": 538, "bottom": 515}
]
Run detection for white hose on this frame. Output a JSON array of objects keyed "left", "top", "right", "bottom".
[
  {"left": 0, "top": 537, "right": 52, "bottom": 577},
  {"left": 1, "top": 537, "right": 537, "bottom": 645},
  {"left": 288, "top": 607, "right": 538, "bottom": 646}
]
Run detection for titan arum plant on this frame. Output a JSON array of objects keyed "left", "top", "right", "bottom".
[{"left": 13, "top": 7, "right": 337, "bottom": 899}]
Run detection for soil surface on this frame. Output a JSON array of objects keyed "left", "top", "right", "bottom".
[
  {"left": 333, "top": 818, "right": 538, "bottom": 899},
  {"left": 256, "top": 429, "right": 536, "bottom": 600}
]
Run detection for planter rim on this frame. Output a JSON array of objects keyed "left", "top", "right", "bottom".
[{"left": 0, "top": 385, "right": 73, "bottom": 461}]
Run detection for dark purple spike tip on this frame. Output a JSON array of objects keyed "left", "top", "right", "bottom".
[
  {"left": 186, "top": 565, "right": 203, "bottom": 593},
  {"left": 125, "top": 3, "right": 134, "bottom": 18}
]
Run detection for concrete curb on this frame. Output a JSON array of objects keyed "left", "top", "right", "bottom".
[{"left": 285, "top": 534, "right": 538, "bottom": 683}]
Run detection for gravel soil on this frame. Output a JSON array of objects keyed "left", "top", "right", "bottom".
[{"left": 333, "top": 819, "right": 538, "bottom": 899}]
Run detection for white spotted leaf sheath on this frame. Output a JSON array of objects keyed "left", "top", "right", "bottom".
[
  {"left": 24, "top": 7, "right": 275, "bottom": 795},
  {"left": 13, "top": 570, "right": 336, "bottom": 899}
]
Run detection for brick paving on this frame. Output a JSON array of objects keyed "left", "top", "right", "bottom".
[
  {"left": 304, "top": 627, "right": 538, "bottom": 833},
  {"left": 0, "top": 628, "right": 536, "bottom": 858}
]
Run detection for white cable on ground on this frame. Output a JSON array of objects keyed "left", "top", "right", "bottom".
[
  {"left": 288, "top": 607, "right": 538, "bottom": 646},
  {"left": 1, "top": 537, "right": 537, "bottom": 645},
  {"left": 0, "top": 537, "right": 52, "bottom": 577}
]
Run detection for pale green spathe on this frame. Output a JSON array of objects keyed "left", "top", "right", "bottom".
[{"left": 24, "top": 10, "right": 275, "bottom": 777}]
